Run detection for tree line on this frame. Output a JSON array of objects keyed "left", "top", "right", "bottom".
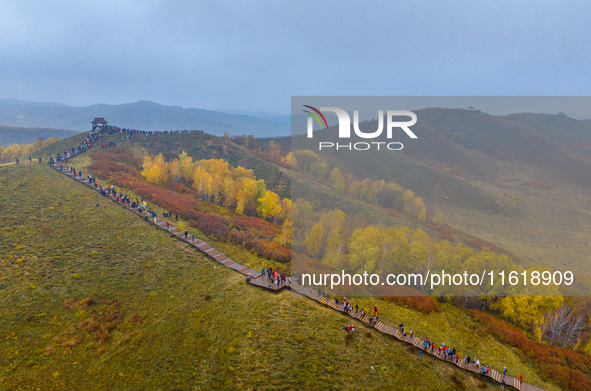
[
  {"left": 289, "top": 149, "right": 434, "bottom": 221},
  {"left": 141, "top": 151, "right": 291, "bottom": 244},
  {"left": 293, "top": 200, "right": 589, "bottom": 350},
  {"left": 0, "top": 137, "right": 58, "bottom": 163}
]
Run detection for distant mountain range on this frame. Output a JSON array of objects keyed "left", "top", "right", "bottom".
[{"left": 0, "top": 99, "right": 290, "bottom": 137}]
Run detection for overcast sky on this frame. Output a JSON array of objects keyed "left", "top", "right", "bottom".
[{"left": 1, "top": 0, "right": 590, "bottom": 114}]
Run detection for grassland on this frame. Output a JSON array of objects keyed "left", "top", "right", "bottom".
[
  {"left": 285, "top": 109, "right": 591, "bottom": 279},
  {"left": 18, "top": 131, "right": 91, "bottom": 161},
  {"left": 0, "top": 162, "right": 559, "bottom": 390}
]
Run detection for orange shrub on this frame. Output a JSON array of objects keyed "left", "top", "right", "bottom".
[
  {"left": 425, "top": 224, "right": 454, "bottom": 242},
  {"left": 469, "top": 309, "right": 591, "bottom": 391},
  {"left": 383, "top": 295, "right": 440, "bottom": 314},
  {"left": 99, "top": 159, "right": 291, "bottom": 262}
]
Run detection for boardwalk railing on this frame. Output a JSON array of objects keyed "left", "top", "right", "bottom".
[{"left": 49, "top": 162, "right": 548, "bottom": 391}]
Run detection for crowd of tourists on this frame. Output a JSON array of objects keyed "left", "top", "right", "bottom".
[
  {"left": 48, "top": 140, "right": 526, "bottom": 391},
  {"left": 262, "top": 266, "right": 289, "bottom": 289},
  {"left": 294, "top": 276, "right": 525, "bottom": 387},
  {"left": 101, "top": 125, "right": 202, "bottom": 136},
  {"left": 32, "top": 124, "right": 202, "bottom": 165}
]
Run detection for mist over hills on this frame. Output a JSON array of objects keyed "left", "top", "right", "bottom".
[
  {"left": 292, "top": 108, "right": 591, "bottom": 195},
  {"left": 288, "top": 108, "right": 591, "bottom": 275},
  {"left": 0, "top": 99, "right": 290, "bottom": 137}
]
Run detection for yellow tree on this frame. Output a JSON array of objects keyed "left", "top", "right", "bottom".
[
  {"left": 348, "top": 226, "right": 381, "bottom": 273},
  {"left": 179, "top": 151, "right": 195, "bottom": 181},
  {"left": 321, "top": 210, "right": 347, "bottom": 269},
  {"left": 303, "top": 222, "right": 324, "bottom": 258},
  {"left": 280, "top": 199, "right": 292, "bottom": 223},
  {"left": 281, "top": 152, "right": 297, "bottom": 168},
  {"left": 329, "top": 167, "right": 345, "bottom": 194},
  {"left": 278, "top": 219, "right": 291, "bottom": 248},
  {"left": 168, "top": 159, "right": 181, "bottom": 181},
  {"left": 237, "top": 177, "right": 258, "bottom": 215},
  {"left": 142, "top": 155, "right": 166, "bottom": 185},
  {"left": 257, "top": 191, "right": 281, "bottom": 221}
]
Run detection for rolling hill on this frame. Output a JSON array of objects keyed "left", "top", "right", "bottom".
[
  {"left": 285, "top": 108, "right": 591, "bottom": 276},
  {"left": 0, "top": 99, "right": 290, "bottom": 137},
  {"left": 0, "top": 162, "right": 559, "bottom": 390}
]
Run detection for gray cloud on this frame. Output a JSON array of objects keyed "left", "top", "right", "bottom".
[{"left": 1, "top": 0, "right": 590, "bottom": 113}]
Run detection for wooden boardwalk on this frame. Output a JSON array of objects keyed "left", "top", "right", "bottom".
[{"left": 50, "top": 163, "right": 547, "bottom": 391}]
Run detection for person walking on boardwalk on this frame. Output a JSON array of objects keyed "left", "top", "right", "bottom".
[
  {"left": 500, "top": 377, "right": 505, "bottom": 390},
  {"left": 29, "top": 156, "right": 31, "bottom": 163},
  {"left": 16, "top": 158, "right": 19, "bottom": 164},
  {"left": 184, "top": 230, "right": 188, "bottom": 238},
  {"left": 519, "top": 374, "right": 523, "bottom": 385},
  {"left": 502, "top": 366, "right": 506, "bottom": 376},
  {"left": 166, "top": 221, "right": 170, "bottom": 230}
]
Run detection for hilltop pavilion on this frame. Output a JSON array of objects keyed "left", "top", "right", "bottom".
[{"left": 91, "top": 117, "right": 108, "bottom": 131}]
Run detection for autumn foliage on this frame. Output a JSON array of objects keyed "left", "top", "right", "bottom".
[
  {"left": 90, "top": 148, "right": 291, "bottom": 262},
  {"left": 425, "top": 224, "right": 454, "bottom": 242},
  {"left": 292, "top": 149, "right": 429, "bottom": 221},
  {"left": 0, "top": 137, "right": 59, "bottom": 162},
  {"left": 470, "top": 309, "right": 591, "bottom": 391},
  {"left": 383, "top": 295, "right": 440, "bottom": 314}
]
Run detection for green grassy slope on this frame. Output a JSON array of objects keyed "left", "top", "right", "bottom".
[
  {"left": 19, "top": 130, "right": 91, "bottom": 161},
  {"left": 288, "top": 108, "right": 591, "bottom": 275},
  {"left": 0, "top": 163, "right": 558, "bottom": 390}
]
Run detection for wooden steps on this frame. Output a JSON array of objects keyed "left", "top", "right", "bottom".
[{"left": 49, "top": 159, "right": 548, "bottom": 391}]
